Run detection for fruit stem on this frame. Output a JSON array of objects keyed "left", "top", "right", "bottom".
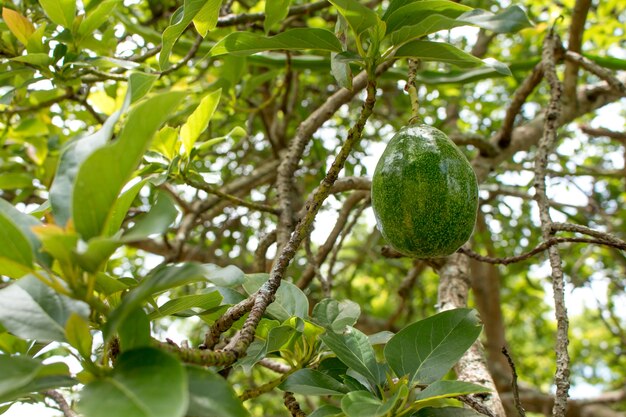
[{"left": 404, "top": 58, "right": 421, "bottom": 124}]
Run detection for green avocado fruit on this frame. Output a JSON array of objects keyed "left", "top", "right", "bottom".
[{"left": 371, "top": 124, "right": 478, "bottom": 258}]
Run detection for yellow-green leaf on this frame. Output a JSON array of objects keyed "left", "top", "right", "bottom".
[
  {"left": 65, "top": 313, "right": 93, "bottom": 359},
  {"left": 2, "top": 7, "right": 35, "bottom": 45},
  {"left": 180, "top": 89, "right": 222, "bottom": 154},
  {"left": 38, "top": 0, "right": 76, "bottom": 29},
  {"left": 193, "top": 0, "right": 222, "bottom": 37}
]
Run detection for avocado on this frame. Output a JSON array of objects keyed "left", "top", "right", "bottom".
[{"left": 371, "top": 125, "right": 478, "bottom": 258}]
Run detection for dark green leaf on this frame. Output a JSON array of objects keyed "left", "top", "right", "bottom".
[
  {"left": 0, "top": 358, "right": 74, "bottom": 403},
  {"left": 160, "top": 0, "right": 207, "bottom": 69},
  {"left": 118, "top": 308, "right": 152, "bottom": 351},
  {"left": 149, "top": 292, "right": 223, "bottom": 319},
  {"left": 321, "top": 327, "right": 385, "bottom": 387},
  {"left": 341, "top": 387, "right": 408, "bottom": 417},
  {"left": 0, "top": 198, "right": 50, "bottom": 267},
  {"left": 208, "top": 28, "right": 342, "bottom": 57},
  {"left": 0, "top": 275, "right": 90, "bottom": 342},
  {"left": 308, "top": 405, "right": 343, "bottom": 417},
  {"left": 73, "top": 92, "right": 184, "bottom": 240},
  {"left": 78, "top": 348, "right": 188, "bottom": 417},
  {"left": 186, "top": 365, "right": 250, "bottom": 417},
  {"left": 383, "top": 309, "right": 482, "bottom": 384},
  {"left": 280, "top": 369, "right": 350, "bottom": 396},
  {"left": 205, "top": 264, "right": 245, "bottom": 287}
]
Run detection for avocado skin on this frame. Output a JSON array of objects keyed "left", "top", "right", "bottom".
[{"left": 371, "top": 125, "right": 478, "bottom": 258}]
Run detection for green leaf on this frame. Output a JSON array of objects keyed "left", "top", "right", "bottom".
[
  {"left": 2, "top": 7, "right": 35, "bottom": 45},
  {"left": 321, "top": 327, "right": 385, "bottom": 387},
  {"left": 78, "top": 0, "right": 119, "bottom": 37},
  {"left": 383, "top": 308, "right": 482, "bottom": 384},
  {"left": 243, "top": 273, "right": 308, "bottom": 321},
  {"left": 0, "top": 357, "right": 74, "bottom": 403},
  {"left": 10, "top": 53, "right": 50, "bottom": 66},
  {"left": 73, "top": 92, "right": 184, "bottom": 240},
  {"left": 0, "top": 275, "right": 90, "bottom": 342},
  {"left": 312, "top": 298, "right": 361, "bottom": 332},
  {"left": 38, "top": 0, "right": 76, "bottom": 28},
  {"left": 118, "top": 308, "right": 152, "bottom": 350},
  {"left": 193, "top": 0, "right": 223, "bottom": 37},
  {"left": 204, "top": 264, "right": 245, "bottom": 287},
  {"left": 458, "top": 6, "right": 533, "bottom": 34},
  {"left": 181, "top": 89, "right": 222, "bottom": 154},
  {"left": 123, "top": 190, "right": 178, "bottom": 241},
  {"left": 265, "top": 0, "right": 291, "bottom": 34},
  {"left": 0, "top": 198, "right": 50, "bottom": 267},
  {"left": 395, "top": 40, "right": 511, "bottom": 75},
  {"left": 49, "top": 71, "right": 153, "bottom": 227},
  {"left": 414, "top": 380, "right": 490, "bottom": 403},
  {"left": 149, "top": 292, "right": 222, "bottom": 319},
  {"left": 150, "top": 126, "right": 180, "bottom": 159},
  {"left": 78, "top": 348, "right": 188, "bottom": 417},
  {"left": 331, "top": 16, "right": 353, "bottom": 89},
  {"left": 0, "top": 210, "right": 33, "bottom": 277},
  {"left": 208, "top": 28, "right": 342, "bottom": 57},
  {"left": 412, "top": 407, "right": 486, "bottom": 417},
  {"left": 309, "top": 405, "right": 343, "bottom": 417},
  {"left": 0, "top": 172, "right": 33, "bottom": 190},
  {"left": 280, "top": 369, "right": 350, "bottom": 396},
  {"left": 72, "top": 236, "right": 122, "bottom": 272},
  {"left": 186, "top": 364, "right": 250, "bottom": 417},
  {"left": 103, "top": 263, "right": 209, "bottom": 340},
  {"left": 384, "top": 0, "right": 471, "bottom": 33},
  {"left": 341, "top": 387, "right": 408, "bottom": 417},
  {"left": 106, "top": 179, "right": 148, "bottom": 237},
  {"left": 159, "top": 0, "right": 207, "bottom": 70},
  {"left": 65, "top": 313, "right": 93, "bottom": 358},
  {"left": 329, "top": 0, "right": 379, "bottom": 36}
]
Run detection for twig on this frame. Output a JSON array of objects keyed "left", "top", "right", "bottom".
[
  {"left": 494, "top": 62, "right": 544, "bottom": 149},
  {"left": 159, "top": 33, "right": 203, "bottom": 76},
  {"left": 502, "top": 347, "right": 527, "bottom": 417},
  {"left": 564, "top": 51, "right": 626, "bottom": 96},
  {"left": 6, "top": 91, "right": 74, "bottom": 116},
  {"left": 579, "top": 125, "right": 626, "bottom": 142},
  {"left": 551, "top": 222, "right": 626, "bottom": 247},
  {"left": 254, "top": 230, "right": 278, "bottom": 272},
  {"left": 44, "top": 390, "right": 78, "bottom": 417},
  {"left": 449, "top": 133, "right": 499, "bottom": 157},
  {"left": 458, "top": 237, "right": 626, "bottom": 265},
  {"left": 458, "top": 394, "right": 497, "bottom": 417},
  {"left": 259, "top": 358, "right": 292, "bottom": 374},
  {"left": 536, "top": 28, "right": 570, "bottom": 417},
  {"left": 284, "top": 392, "right": 307, "bottom": 417},
  {"left": 563, "top": 0, "right": 592, "bottom": 101},
  {"left": 201, "top": 296, "right": 255, "bottom": 350},
  {"left": 405, "top": 59, "right": 421, "bottom": 124},
  {"left": 223, "top": 79, "right": 379, "bottom": 360}
]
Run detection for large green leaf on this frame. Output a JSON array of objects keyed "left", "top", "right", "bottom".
[
  {"left": 159, "top": 0, "right": 207, "bottom": 69},
  {"left": 208, "top": 28, "right": 342, "bottom": 57},
  {"left": 309, "top": 405, "right": 343, "bottom": 417},
  {"left": 186, "top": 365, "right": 250, "bottom": 417},
  {"left": 78, "top": 0, "right": 119, "bottom": 37},
  {"left": 0, "top": 357, "right": 74, "bottom": 403},
  {"left": 50, "top": 72, "right": 156, "bottom": 227},
  {"left": 243, "top": 273, "right": 308, "bottom": 321},
  {"left": 280, "top": 369, "right": 350, "bottom": 396},
  {"left": 103, "top": 263, "right": 209, "bottom": 340},
  {"left": 72, "top": 92, "right": 184, "bottom": 240},
  {"left": 384, "top": 0, "right": 471, "bottom": 33},
  {"left": 329, "top": 0, "right": 379, "bottom": 36},
  {"left": 78, "top": 348, "right": 188, "bottom": 417},
  {"left": 395, "top": 40, "right": 511, "bottom": 75},
  {"left": 458, "top": 6, "right": 532, "bottom": 34},
  {"left": 38, "top": 0, "right": 75, "bottom": 29},
  {"left": 384, "top": 309, "right": 482, "bottom": 384},
  {"left": 0, "top": 275, "right": 90, "bottom": 342},
  {"left": 149, "top": 292, "right": 223, "bottom": 319},
  {"left": 321, "top": 327, "right": 385, "bottom": 387},
  {"left": 0, "top": 210, "right": 33, "bottom": 277},
  {"left": 180, "top": 89, "right": 222, "bottom": 154}
]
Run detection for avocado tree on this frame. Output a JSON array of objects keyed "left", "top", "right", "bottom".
[{"left": 1, "top": 1, "right": 625, "bottom": 416}]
